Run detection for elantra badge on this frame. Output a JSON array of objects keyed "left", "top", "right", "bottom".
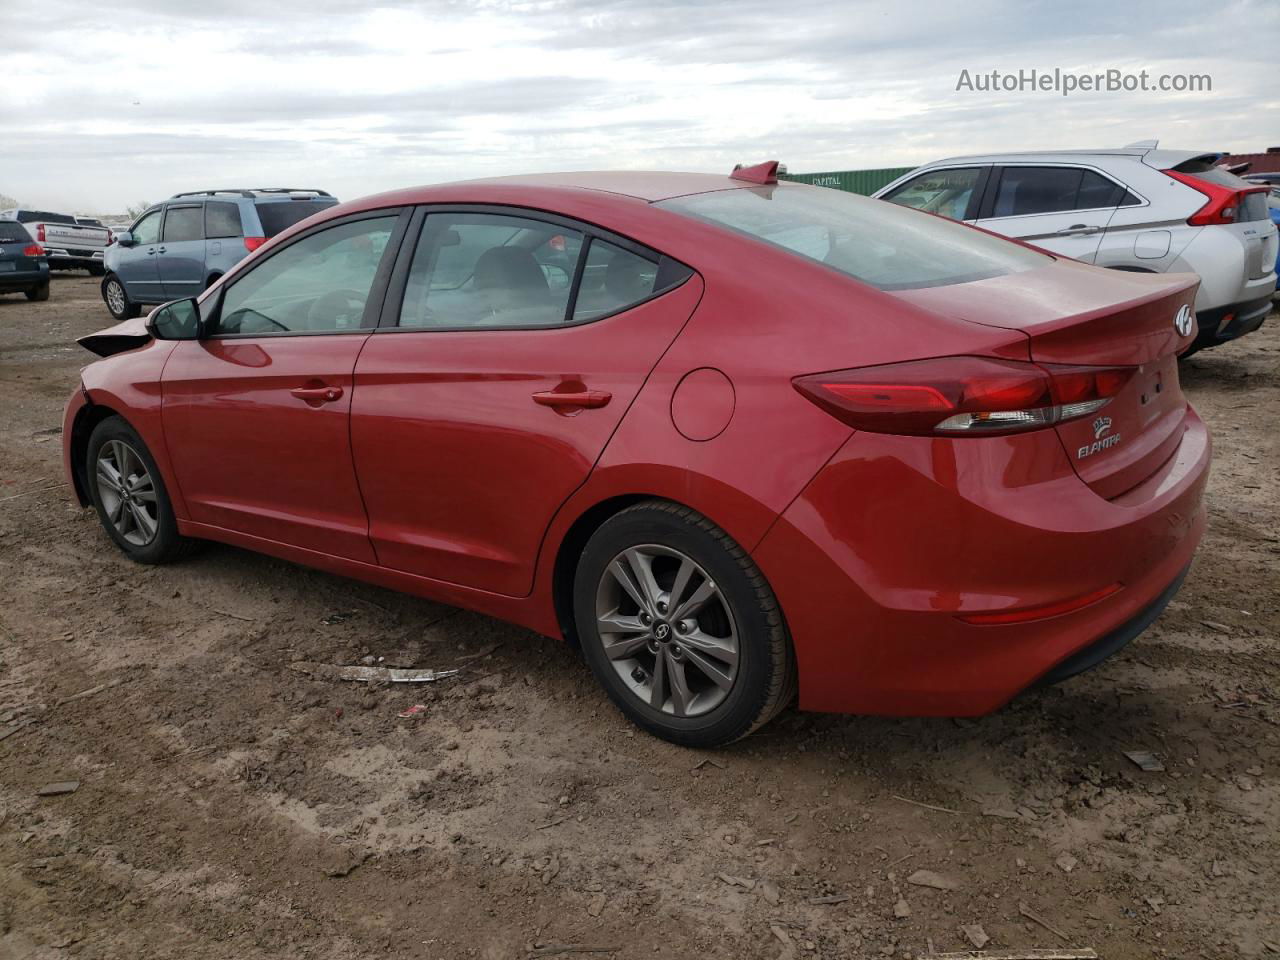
[
  {"left": 1174, "top": 304, "right": 1193, "bottom": 337},
  {"left": 1078, "top": 416, "right": 1121, "bottom": 459}
]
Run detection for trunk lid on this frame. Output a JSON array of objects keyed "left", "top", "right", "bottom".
[{"left": 894, "top": 260, "right": 1199, "bottom": 499}]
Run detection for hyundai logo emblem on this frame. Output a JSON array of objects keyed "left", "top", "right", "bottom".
[
  {"left": 1173, "top": 304, "right": 1193, "bottom": 337},
  {"left": 654, "top": 623, "right": 670, "bottom": 640}
]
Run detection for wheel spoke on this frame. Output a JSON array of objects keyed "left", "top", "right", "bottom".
[
  {"left": 603, "top": 633, "right": 650, "bottom": 661},
  {"left": 668, "top": 557, "right": 695, "bottom": 612},
  {"left": 671, "top": 579, "right": 716, "bottom": 622},
  {"left": 680, "top": 644, "right": 735, "bottom": 691},
  {"left": 680, "top": 628, "right": 738, "bottom": 669},
  {"left": 647, "top": 644, "right": 668, "bottom": 710},
  {"left": 665, "top": 649, "right": 693, "bottom": 717},
  {"left": 96, "top": 459, "right": 123, "bottom": 491},
  {"left": 623, "top": 548, "right": 663, "bottom": 611},
  {"left": 107, "top": 497, "right": 126, "bottom": 525},
  {"left": 608, "top": 558, "right": 651, "bottom": 615},
  {"left": 129, "top": 502, "right": 157, "bottom": 539}
]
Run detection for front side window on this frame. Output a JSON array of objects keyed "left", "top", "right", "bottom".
[
  {"left": 882, "top": 167, "right": 981, "bottom": 221},
  {"left": 162, "top": 206, "right": 204, "bottom": 243},
  {"left": 212, "top": 216, "right": 396, "bottom": 336},
  {"left": 131, "top": 210, "right": 162, "bottom": 245},
  {"left": 661, "top": 185, "right": 1048, "bottom": 291},
  {"left": 399, "top": 214, "right": 585, "bottom": 329}
]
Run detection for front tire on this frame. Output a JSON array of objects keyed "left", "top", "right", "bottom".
[
  {"left": 573, "top": 501, "right": 795, "bottom": 747},
  {"left": 102, "top": 275, "right": 140, "bottom": 320},
  {"left": 86, "top": 416, "right": 199, "bottom": 564},
  {"left": 25, "top": 281, "right": 49, "bottom": 302}
]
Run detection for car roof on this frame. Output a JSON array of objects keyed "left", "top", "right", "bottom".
[
  {"left": 914, "top": 146, "right": 1222, "bottom": 171},
  {"left": 359, "top": 171, "right": 751, "bottom": 207}
]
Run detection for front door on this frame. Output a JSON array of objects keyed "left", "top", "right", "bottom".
[
  {"left": 117, "top": 208, "right": 163, "bottom": 303},
  {"left": 974, "top": 165, "right": 1123, "bottom": 263},
  {"left": 162, "top": 211, "right": 405, "bottom": 561},
  {"left": 157, "top": 202, "right": 207, "bottom": 299},
  {"left": 351, "top": 209, "right": 700, "bottom": 596}
]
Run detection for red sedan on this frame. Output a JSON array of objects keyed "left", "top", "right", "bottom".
[{"left": 63, "top": 163, "right": 1210, "bottom": 747}]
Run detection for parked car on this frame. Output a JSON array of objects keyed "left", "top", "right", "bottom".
[
  {"left": 101, "top": 189, "right": 339, "bottom": 320},
  {"left": 1269, "top": 188, "right": 1280, "bottom": 277},
  {"left": 874, "top": 142, "right": 1278, "bottom": 355},
  {"left": 0, "top": 208, "right": 111, "bottom": 275},
  {"left": 64, "top": 164, "right": 1209, "bottom": 746},
  {"left": 1242, "top": 172, "right": 1280, "bottom": 187},
  {"left": 0, "top": 219, "right": 50, "bottom": 301}
]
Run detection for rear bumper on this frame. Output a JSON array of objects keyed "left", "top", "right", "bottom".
[
  {"left": 754, "top": 408, "right": 1211, "bottom": 716},
  {"left": 0, "top": 263, "right": 50, "bottom": 291},
  {"left": 1193, "top": 295, "right": 1272, "bottom": 350},
  {"left": 46, "top": 249, "right": 105, "bottom": 267}
]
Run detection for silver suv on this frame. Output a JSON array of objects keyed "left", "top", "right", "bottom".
[{"left": 875, "top": 142, "right": 1278, "bottom": 354}]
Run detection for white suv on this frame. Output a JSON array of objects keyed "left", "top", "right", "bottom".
[{"left": 874, "top": 142, "right": 1278, "bottom": 354}]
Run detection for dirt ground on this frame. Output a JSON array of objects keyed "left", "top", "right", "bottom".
[{"left": 1, "top": 274, "right": 1277, "bottom": 960}]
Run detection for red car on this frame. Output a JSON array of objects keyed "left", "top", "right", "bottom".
[{"left": 63, "top": 162, "right": 1210, "bottom": 747}]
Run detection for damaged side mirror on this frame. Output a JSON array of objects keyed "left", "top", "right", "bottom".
[{"left": 147, "top": 297, "right": 203, "bottom": 341}]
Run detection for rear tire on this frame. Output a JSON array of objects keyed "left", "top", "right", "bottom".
[
  {"left": 573, "top": 500, "right": 795, "bottom": 747},
  {"left": 102, "top": 275, "right": 140, "bottom": 320},
  {"left": 86, "top": 416, "right": 200, "bottom": 564},
  {"left": 25, "top": 281, "right": 49, "bottom": 302}
]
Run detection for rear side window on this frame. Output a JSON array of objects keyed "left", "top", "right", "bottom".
[
  {"left": 661, "top": 186, "right": 1048, "bottom": 291},
  {"left": 399, "top": 213, "right": 586, "bottom": 329},
  {"left": 205, "top": 202, "right": 243, "bottom": 239},
  {"left": 882, "top": 168, "right": 981, "bottom": 220},
  {"left": 573, "top": 240, "right": 658, "bottom": 322},
  {"left": 992, "top": 167, "right": 1136, "bottom": 217},
  {"left": 0, "top": 221, "right": 32, "bottom": 243},
  {"left": 162, "top": 206, "right": 204, "bottom": 242},
  {"left": 255, "top": 200, "right": 332, "bottom": 237}
]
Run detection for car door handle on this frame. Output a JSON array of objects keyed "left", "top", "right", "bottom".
[
  {"left": 532, "top": 389, "right": 612, "bottom": 409},
  {"left": 1055, "top": 224, "right": 1101, "bottom": 236},
  {"left": 291, "top": 385, "right": 344, "bottom": 403},
  {"left": 146, "top": 248, "right": 156, "bottom": 255},
  {"left": 157, "top": 246, "right": 167, "bottom": 253}
]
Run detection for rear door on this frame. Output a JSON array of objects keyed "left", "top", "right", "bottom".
[
  {"left": 975, "top": 165, "right": 1124, "bottom": 262},
  {"left": 116, "top": 208, "right": 164, "bottom": 301},
  {"left": 157, "top": 203, "right": 206, "bottom": 298},
  {"left": 350, "top": 207, "right": 700, "bottom": 596},
  {"left": 162, "top": 210, "right": 407, "bottom": 560}
]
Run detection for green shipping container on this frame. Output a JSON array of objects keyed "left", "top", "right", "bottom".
[{"left": 779, "top": 167, "right": 915, "bottom": 196}]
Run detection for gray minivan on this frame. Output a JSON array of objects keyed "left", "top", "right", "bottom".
[{"left": 101, "top": 188, "right": 339, "bottom": 319}]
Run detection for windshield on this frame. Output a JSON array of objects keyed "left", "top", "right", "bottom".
[{"left": 658, "top": 185, "right": 1049, "bottom": 291}]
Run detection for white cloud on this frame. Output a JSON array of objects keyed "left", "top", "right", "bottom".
[{"left": 2, "top": 0, "right": 1276, "bottom": 211}]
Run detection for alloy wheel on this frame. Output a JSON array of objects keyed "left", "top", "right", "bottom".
[
  {"left": 95, "top": 439, "right": 159, "bottom": 547},
  {"left": 106, "top": 280, "right": 126, "bottom": 316},
  {"left": 594, "top": 544, "right": 740, "bottom": 717}
]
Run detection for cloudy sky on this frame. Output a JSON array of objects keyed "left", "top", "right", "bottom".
[{"left": 3, "top": 0, "right": 1277, "bottom": 212}]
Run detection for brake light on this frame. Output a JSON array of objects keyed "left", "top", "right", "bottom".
[
  {"left": 243, "top": 236, "right": 267, "bottom": 252},
  {"left": 106, "top": 228, "right": 115, "bottom": 246},
  {"left": 36, "top": 224, "right": 45, "bottom": 242},
  {"left": 1165, "top": 169, "right": 1265, "bottom": 226},
  {"left": 22, "top": 244, "right": 44, "bottom": 257},
  {"left": 793, "top": 356, "right": 1135, "bottom": 437}
]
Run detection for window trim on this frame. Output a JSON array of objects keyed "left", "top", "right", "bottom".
[
  {"left": 200, "top": 207, "right": 412, "bottom": 340},
  {"left": 977, "top": 163, "right": 1149, "bottom": 222},
  {"left": 375, "top": 203, "right": 694, "bottom": 335},
  {"left": 880, "top": 165, "right": 991, "bottom": 222}
]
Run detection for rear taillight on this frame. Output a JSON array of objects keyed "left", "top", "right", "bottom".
[
  {"left": 243, "top": 236, "right": 267, "bottom": 252},
  {"left": 23, "top": 244, "right": 44, "bottom": 257},
  {"left": 793, "top": 356, "right": 1135, "bottom": 437},
  {"left": 1165, "top": 169, "right": 1266, "bottom": 226},
  {"left": 106, "top": 229, "right": 114, "bottom": 246},
  {"left": 36, "top": 224, "right": 45, "bottom": 242}
]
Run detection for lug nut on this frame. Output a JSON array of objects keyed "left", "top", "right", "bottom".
[
  {"left": 640, "top": 612, "right": 652, "bottom": 625},
  {"left": 631, "top": 666, "right": 648, "bottom": 683},
  {"left": 675, "top": 620, "right": 691, "bottom": 633},
  {"left": 657, "top": 600, "right": 668, "bottom": 613}
]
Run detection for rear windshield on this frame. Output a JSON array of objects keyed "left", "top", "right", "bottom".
[
  {"left": 17, "top": 210, "right": 77, "bottom": 225},
  {"left": 0, "top": 221, "right": 32, "bottom": 243},
  {"left": 658, "top": 186, "right": 1049, "bottom": 291},
  {"left": 254, "top": 200, "right": 334, "bottom": 237}
]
